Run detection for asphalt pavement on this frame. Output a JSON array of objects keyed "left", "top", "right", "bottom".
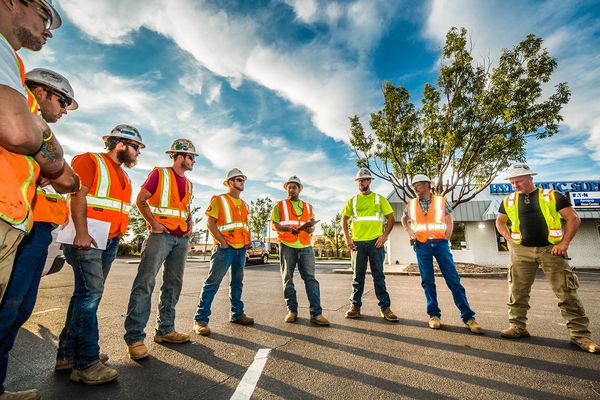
[{"left": 6, "top": 259, "right": 600, "bottom": 399}]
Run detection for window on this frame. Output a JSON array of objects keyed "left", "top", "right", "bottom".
[{"left": 450, "top": 223, "right": 467, "bottom": 250}]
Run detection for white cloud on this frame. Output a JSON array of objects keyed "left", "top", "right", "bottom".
[{"left": 57, "top": 0, "right": 389, "bottom": 141}]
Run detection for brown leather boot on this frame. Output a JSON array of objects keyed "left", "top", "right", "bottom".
[
  {"left": 154, "top": 331, "right": 190, "bottom": 344},
  {"left": 284, "top": 311, "right": 298, "bottom": 323},
  {"left": 230, "top": 314, "right": 254, "bottom": 325},
  {"left": 193, "top": 322, "right": 211, "bottom": 336},
  {"left": 70, "top": 362, "right": 119, "bottom": 385},
  {"left": 127, "top": 341, "right": 149, "bottom": 360},
  {"left": 0, "top": 389, "right": 40, "bottom": 400},
  {"left": 344, "top": 304, "right": 361, "bottom": 319}
]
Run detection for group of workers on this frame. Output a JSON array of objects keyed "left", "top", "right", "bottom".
[{"left": 0, "top": 1, "right": 598, "bottom": 399}]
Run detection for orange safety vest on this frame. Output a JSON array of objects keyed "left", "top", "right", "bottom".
[
  {"left": 80, "top": 152, "right": 132, "bottom": 238},
  {"left": 277, "top": 199, "right": 313, "bottom": 246},
  {"left": 147, "top": 167, "right": 192, "bottom": 232},
  {"left": 32, "top": 186, "right": 69, "bottom": 225},
  {"left": 213, "top": 193, "right": 250, "bottom": 246},
  {"left": 0, "top": 44, "right": 40, "bottom": 233},
  {"left": 407, "top": 195, "right": 448, "bottom": 243}
]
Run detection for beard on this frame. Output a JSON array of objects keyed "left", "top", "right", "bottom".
[
  {"left": 116, "top": 148, "right": 137, "bottom": 168},
  {"left": 15, "top": 26, "right": 43, "bottom": 51}
]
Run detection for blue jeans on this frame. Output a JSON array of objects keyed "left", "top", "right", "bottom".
[
  {"left": 194, "top": 246, "right": 246, "bottom": 324},
  {"left": 0, "top": 222, "right": 53, "bottom": 393},
  {"left": 414, "top": 239, "right": 475, "bottom": 322},
  {"left": 57, "top": 238, "right": 119, "bottom": 370},
  {"left": 280, "top": 244, "right": 322, "bottom": 318},
  {"left": 350, "top": 238, "right": 391, "bottom": 309},
  {"left": 124, "top": 233, "right": 188, "bottom": 344}
]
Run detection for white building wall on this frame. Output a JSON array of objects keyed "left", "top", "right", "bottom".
[{"left": 385, "top": 220, "right": 600, "bottom": 268}]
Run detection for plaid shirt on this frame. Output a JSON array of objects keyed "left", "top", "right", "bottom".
[{"left": 403, "top": 196, "right": 453, "bottom": 217}]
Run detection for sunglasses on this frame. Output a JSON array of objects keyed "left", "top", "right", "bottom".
[
  {"left": 21, "top": 0, "right": 52, "bottom": 30},
  {"left": 121, "top": 140, "right": 141, "bottom": 151},
  {"left": 43, "top": 87, "right": 72, "bottom": 109},
  {"left": 231, "top": 177, "right": 245, "bottom": 183}
]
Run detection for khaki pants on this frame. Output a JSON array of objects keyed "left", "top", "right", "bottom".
[
  {"left": 0, "top": 219, "right": 25, "bottom": 304},
  {"left": 507, "top": 243, "right": 590, "bottom": 337}
]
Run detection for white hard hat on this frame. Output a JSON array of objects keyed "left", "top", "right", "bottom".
[
  {"left": 504, "top": 163, "right": 537, "bottom": 180},
  {"left": 166, "top": 138, "right": 198, "bottom": 155},
  {"left": 355, "top": 168, "right": 374, "bottom": 181},
  {"left": 411, "top": 174, "right": 432, "bottom": 185},
  {"left": 102, "top": 124, "right": 145, "bottom": 148},
  {"left": 223, "top": 168, "right": 247, "bottom": 186},
  {"left": 25, "top": 68, "right": 78, "bottom": 110},
  {"left": 37, "top": 0, "right": 62, "bottom": 30},
  {"left": 283, "top": 175, "right": 302, "bottom": 189}
]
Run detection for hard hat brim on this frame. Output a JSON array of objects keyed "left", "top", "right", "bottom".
[
  {"left": 39, "top": 0, "right": 62, "bottom": 30},
  {"left": 102, "top": 135, "right": 146, "bottom": 148},
  {"left": 283, "top": 182, "right": 303, "bottom": 190},
  {"left": 166, "top": 150, "right": 199, "bottom": 156},
  {"left": 505, "top": 171, "right": 537, "bottom": 180},
  {"left": 223, "top": 175, "right": 247, "bottom": 186},
  {"left": 354, "top": 177, "right": 374, "bottom": 181}
]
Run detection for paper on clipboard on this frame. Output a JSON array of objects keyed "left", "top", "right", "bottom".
[{"left": 56, "top": 217, "right": 111, "bottom": 250}]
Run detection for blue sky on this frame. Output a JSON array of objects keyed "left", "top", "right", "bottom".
[{"left": 21, "top": 0, "right": 600, "bottom": 228}]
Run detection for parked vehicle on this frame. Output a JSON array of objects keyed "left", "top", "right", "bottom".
[{"left": 246, "top": 240, "right": 269, "bottom": 265}]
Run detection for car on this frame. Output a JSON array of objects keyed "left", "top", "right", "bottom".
[{"left": 246, "top": 240, "right": 269, "bottom": 265}]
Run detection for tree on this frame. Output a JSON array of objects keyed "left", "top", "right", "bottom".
[
  {"left": 249, "top": 197, "right": 274, "bottom": 241},
  {"left": 350, "top": 27, "right": 570, "bottom": 207},
  {"left": 322, "top": 213, "right": 347, "bottom": 258},
  {"left": 126, "top": 205, "right": 147, "bottom": 253}
]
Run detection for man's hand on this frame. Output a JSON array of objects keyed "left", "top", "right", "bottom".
[
  {"left": 290, "top": 226, "right": 299, "bottom": 235},
  {"left": 346, "top": 237, "right": 356, "bottom": 251},
  {"left": 305, "top": 226, "right": 315, "bottom": 234},
  {"left": 406, "top": 229, "right": 416, "bottom": 240},
  {"left": 73, "top": 232, "right": 97, "bottom": 250},
  {"left": 551, "top": 241, "right": 569, "bottom": 257},
  {"left": 219, "top": 241, "right": 230, "bottom": 249},
  {"left": 375, "top": 234, "right": 388, "bottom": 248},
  {"left": 149, "top": 221, "right": 168, "bottom": 233}
]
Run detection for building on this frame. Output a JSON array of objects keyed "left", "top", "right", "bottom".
[{"left": 386, "top": 180, "right": 600, "bottom": 268}]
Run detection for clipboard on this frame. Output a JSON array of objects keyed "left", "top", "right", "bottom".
[
  {"left": 56, "top": 217, "right": 111, "bottom": 250},
  {"left": 297, "top": 219, "right": 320, "bottom": 231}
]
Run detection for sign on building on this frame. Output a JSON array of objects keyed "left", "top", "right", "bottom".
[{"left": 570, "top": 192, "right": 600, "bottom": 208}]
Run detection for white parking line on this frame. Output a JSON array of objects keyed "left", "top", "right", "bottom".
[
  {"left": 31, "top": 307, "right": 61, "bottom": 315},
  {"left": 230, "top": 348, "right": 272, "bottom": 400}
]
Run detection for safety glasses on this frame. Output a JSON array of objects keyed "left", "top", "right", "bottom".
[{"left": 21, "top": 0, "right": 52, "bottom": 30}]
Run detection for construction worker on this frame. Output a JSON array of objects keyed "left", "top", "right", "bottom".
[
  {"left": 271, "top": 176, "right": 329, "bottom": 326},
  {"left": 0, "top": 0, "right": 79, "bottom": 306},
  {"left": 124, "top": 139, "right": 197, "bottom": 360},
  {"left": 341, "top": 168, "right": 398, "bottom": 322},
  {"left": 0, "top": 68, "right": 77, "bottom": 400},
  {"left": 496, "top": 163, "right": 599, "bottom": 353},
  {"left": 1, "top": 2, "right": 78, "bottom": 398},
  {"left": 56, "top": 125, "right": 144, "bottom": 384},
  {"left": 400, "top": 174, "right": 483, "bottom": 334},
  {"left": 193, "top": 168, "right": 254, "bottom": 336}
]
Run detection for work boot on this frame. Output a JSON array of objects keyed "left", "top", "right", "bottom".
[
  {"left": 70, "top": 362, "right": 119, "bottom": 385},
  {"left": 55, "top": 353, "right": 109, "bottom": 371},
  {"left": 310, "top": 314, "right": 330, "bottom": 326},
  {"left": 0, "top": 389, "right": 40, "bottom": 400},
  {"left": 230, "top": 314, "right": 254, "bottom": 325},
  {"left": 193, "top": 322, "right": 211, "bottom": 336},
  {"left": 571, "top": 336, "right": 600, "bottom": 353},
  {"left": 127, "top": 341, "right": 149, "bottom": 360},
  {"left": 428, "top": 316, "right": 441, "bottom": 329},
  {"left": 154, "top": 331, "right": 190, "bottom": 344},
  {"left": 284, "top": 311, "right": 298, "bottom": 323},
  {"left": 344, "top": 304, "right": 361, "bottom": 319},
  {"left": 500, "top": 326, "right": 530, "bottom": 339},
  {"left": 465, "top": 319, "right": 484, "bottom": 334},
  {"left": 380, "top": 307, "right": 399, "bottom": 322}
]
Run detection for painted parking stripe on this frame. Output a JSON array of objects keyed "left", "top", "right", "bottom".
[
  {"left": 31, "top": 307, "right": 61, "bottom": 315},
  {"left": 230, "top": 348, "right": 271, "bottom": 400}
]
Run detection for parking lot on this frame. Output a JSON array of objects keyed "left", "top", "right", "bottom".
[{"left": 6, "top": 259, "right": 600, "bottom": 399}]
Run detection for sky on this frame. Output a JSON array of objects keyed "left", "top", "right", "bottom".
[{"left": 20, "top": 0, "right": 600, "bottom": 232}]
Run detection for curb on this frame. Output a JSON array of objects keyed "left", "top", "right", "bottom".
[{"left": 332, "top": 268, "right": 506, "bottom": 278}]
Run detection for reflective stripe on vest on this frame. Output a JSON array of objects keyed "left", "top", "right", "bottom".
[
  {"left": 0, "top": 39, "right": 40, "bottom": 232},
  {"left": 32, "top": 186, "right": 68, "bottom": 224},
  {"left": 277, "top": 200, "right": 313, "bottom": 245},
  {"left": 407, "top": 196, "right": 447, "bottom": 242},
  {"left": 503, "top": 189, "right": 563, "bottom": 245},
  {"left": 353, "top": 194, "right": 381, "bottom": 222},
  {"left": 217, "top": 195, "right": 248, "bottom": 232},
  {"left": 83, "top": 153, "right": 132, "bottom": 237},
  {"left": 148, "top": 168, "right": 190, "bottom": 220}
]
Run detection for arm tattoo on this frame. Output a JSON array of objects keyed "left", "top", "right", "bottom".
[{"left": 39, "top": 128, "right": 63, "bottom": 162}]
